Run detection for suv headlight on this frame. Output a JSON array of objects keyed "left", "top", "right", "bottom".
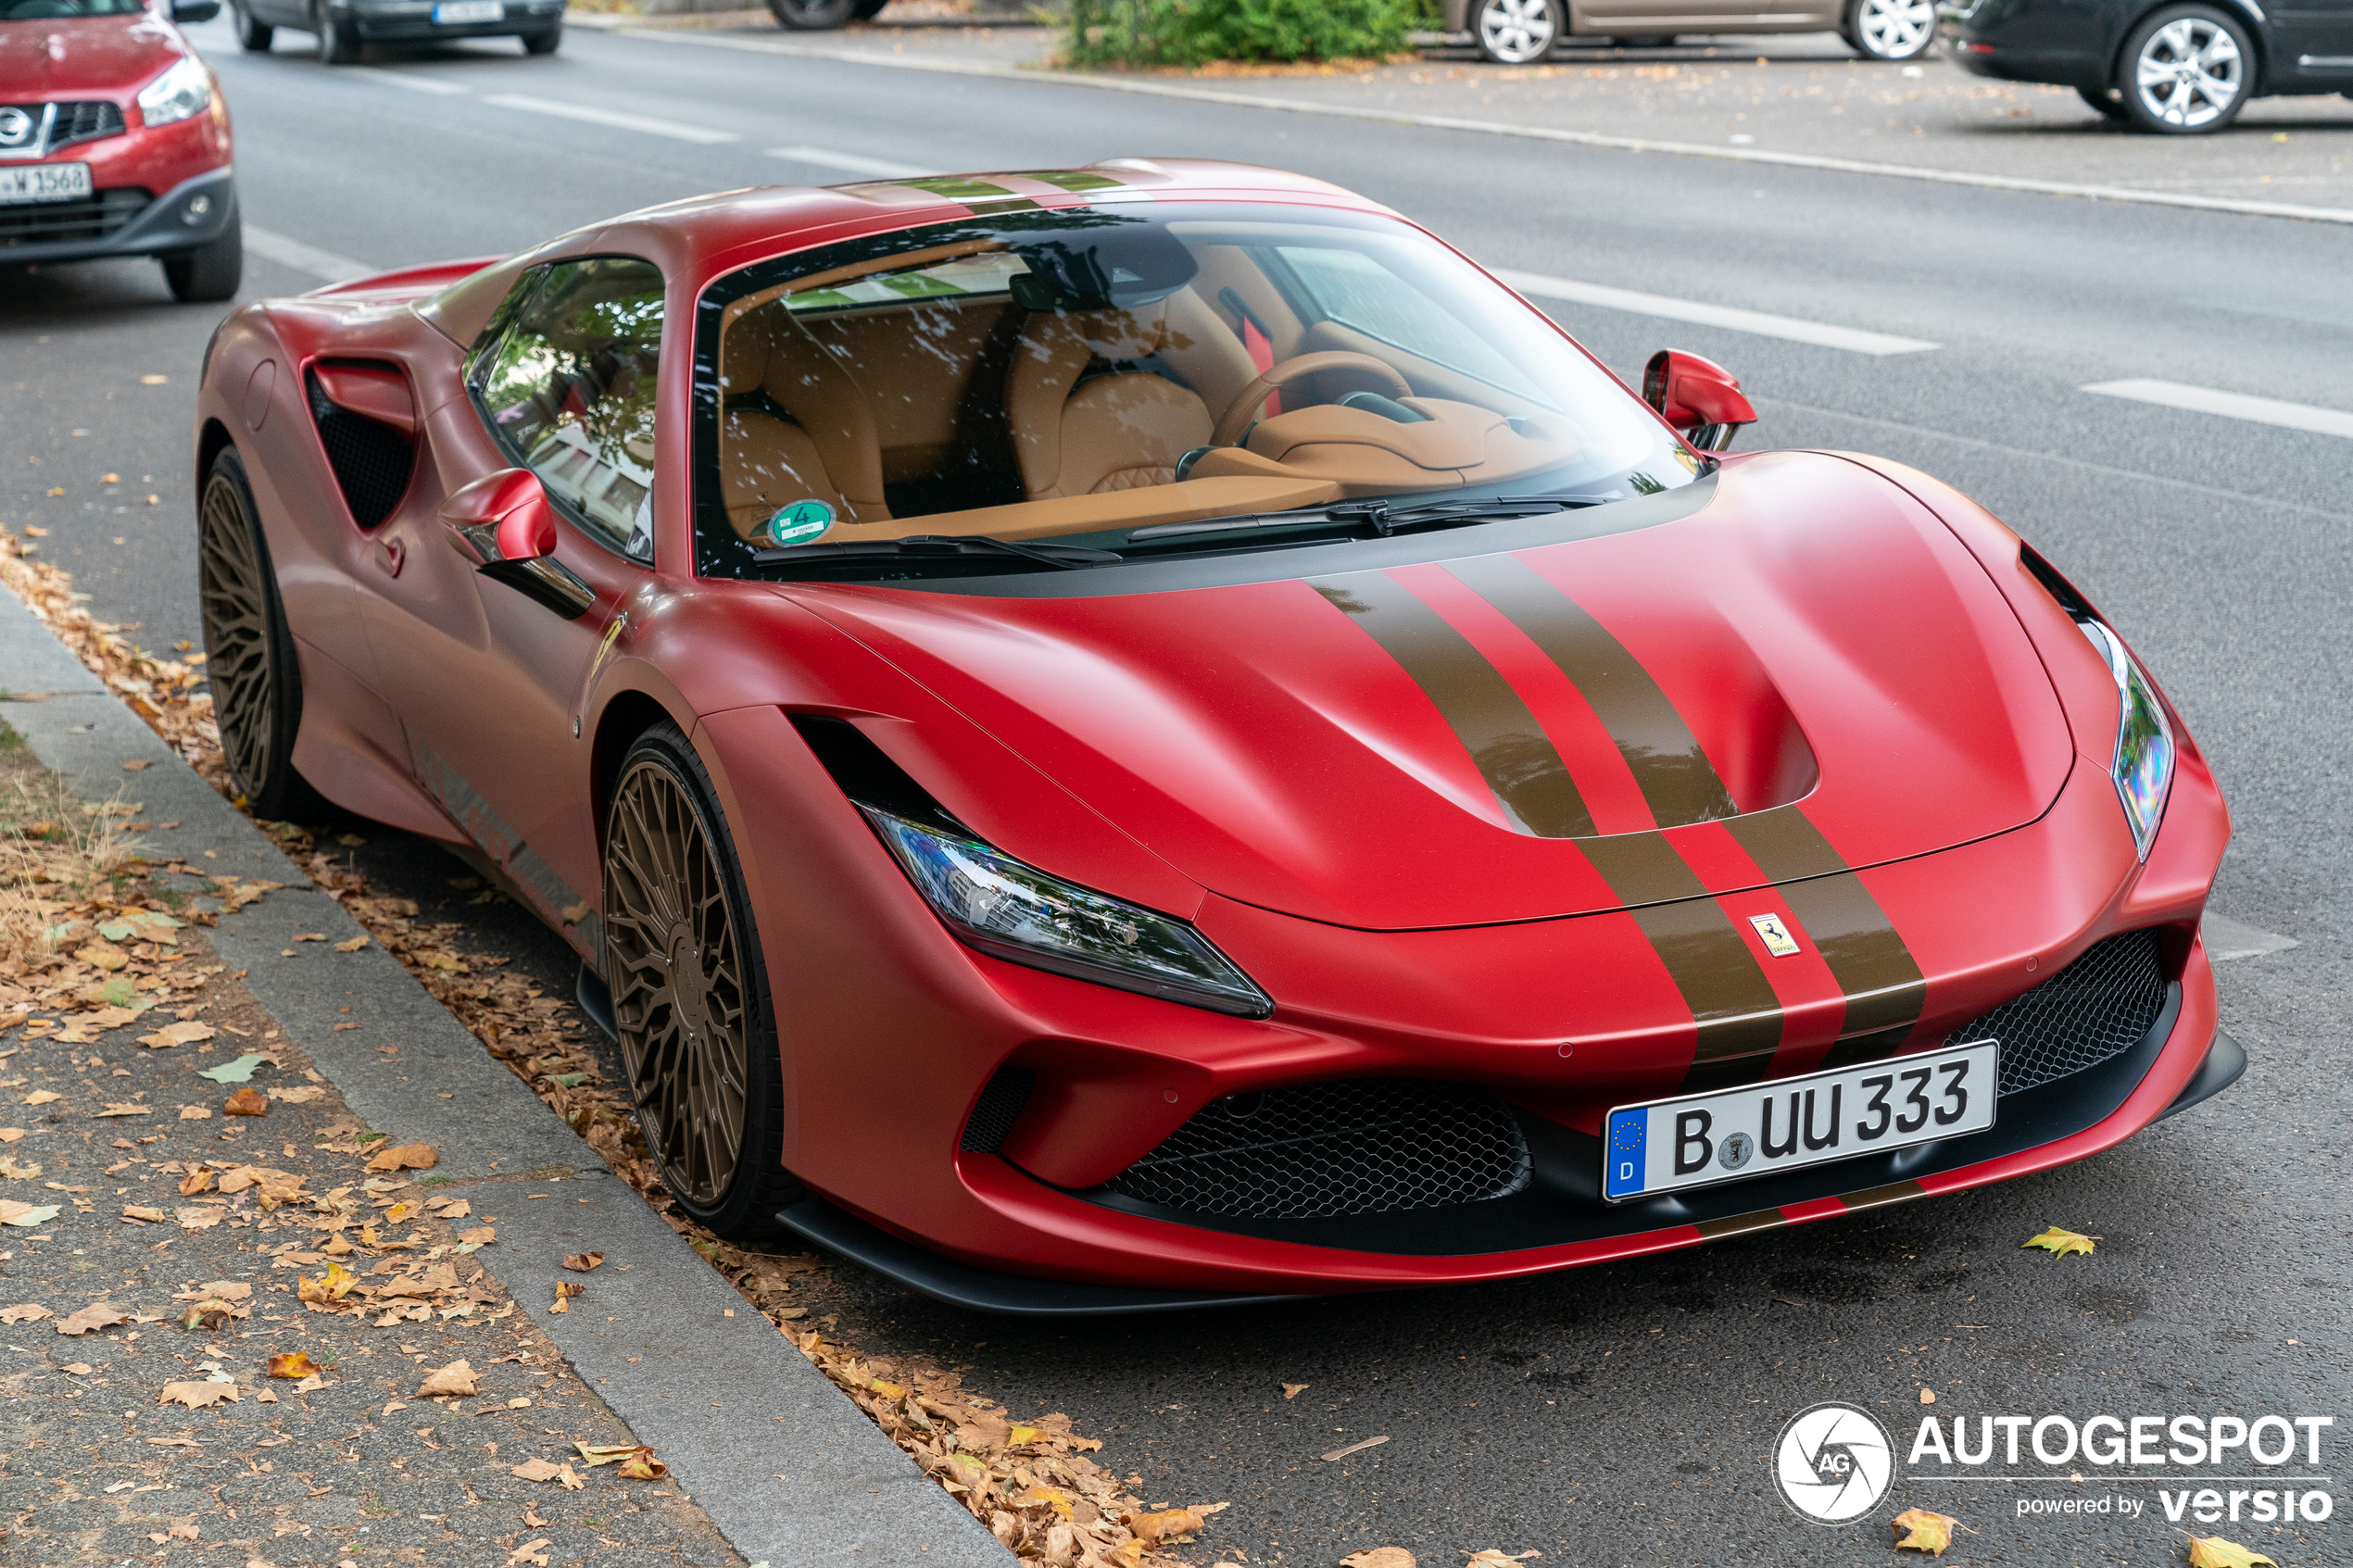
[
  {"left": 137, "top": 56, "right": 214, "bottom": 128},
  {"left": 862, "top": 808, "right": 1272, "bottom": 1018},
  {"left": 2079, "top": 621, "right": 2174, "bottom": 861}
]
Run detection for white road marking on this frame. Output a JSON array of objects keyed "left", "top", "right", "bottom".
[
  {"left": 2082, "top": 379, "right": 2353, "bottom": 440},
  {"left": 342, "top": 66, "right": 469, "bottom": 94},
  {"left": 481, "top": 93, "right": 739, "bottom": 144},
  {"left": 763, "top": 144, "right": 934, "bottom": 179},
  {"left": 1491, "top": 268, "right": 1939, "bottom": 357},
  {"left": 2202, "top": 912, "right": 2299, "bottom": 962},
  {"left": 243, "top": 225, "right": 374, "bottom": 283},
  {"left": 625, "top": 29, "right": 2353, "bottom": 229}
]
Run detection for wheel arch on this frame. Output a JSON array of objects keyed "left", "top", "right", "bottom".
[
  {"left": 195, "top": 418, "right": 236, "bottom": 501},
  {"left": 2108, "top": 0, "right": 2274, "bottom": 93},
  {"left": 587, "top": 687, "right": 686, "bottom": 859}
]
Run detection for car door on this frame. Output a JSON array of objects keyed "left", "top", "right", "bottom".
[
  {"left": 2275, "top": 0, "right": 2353, "bottom": 76},
  {"left": 354, "top": 256, "right": 664, "bottom": 963}
]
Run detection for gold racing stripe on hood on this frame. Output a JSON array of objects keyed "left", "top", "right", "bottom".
[
  {"left": 1579, "top": 831, "right": 1784, "bottom": 1094},
  {"left": 1441, "top": 553, "right": 1740, "bottom": 829},
  {"left": 1724, "top": 809, "right": 1927, "bottom": 1066},
  {"left": 1311, "top": 571, "right": 1597, "bottom": 839}
]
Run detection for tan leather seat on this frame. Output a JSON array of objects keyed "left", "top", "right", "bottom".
[
  {"left": 719, "top": 308, "right": 889, "bottom": 537},
  {"left": 1003, "top": 300, "right": 1217, "bottom": 501}
]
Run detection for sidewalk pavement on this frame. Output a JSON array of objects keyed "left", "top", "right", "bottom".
[
  {"left": 624, "top": 19, "right": 2353, "bottom": 217},
  {"left": 0, "top": 591, "right": 1011, "bottom": 1566}
]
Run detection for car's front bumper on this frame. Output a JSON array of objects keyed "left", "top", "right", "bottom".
[{"left": 2, "top": 164, "right": 236, "bottom": 268}]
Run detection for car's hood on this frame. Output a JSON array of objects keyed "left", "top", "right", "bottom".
[
  {"left": 784, "top": 451, "right": 2073, "bottom": 931},
  {"left": 0, "top": 14, "right": 183, "bottom": 98}
]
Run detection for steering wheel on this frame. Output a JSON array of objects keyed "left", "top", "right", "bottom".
[{"left": 1210, "top": 351, "right": 1413, "bottom": 447}]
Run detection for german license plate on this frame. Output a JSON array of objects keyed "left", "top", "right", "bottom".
[
  {"left": 0, "top": 163, "right": 93, "bottom": 206},
  {"left": 1602, "top": 1038, "right": 1999, "bottom": 1201},
  {"left": 434, "top": 0, "right": 503, "bottom": 20}
]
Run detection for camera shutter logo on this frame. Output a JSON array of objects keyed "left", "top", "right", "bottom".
[{"left": 1773, "top": 1401, "right": 1895, "bottom": 1524}]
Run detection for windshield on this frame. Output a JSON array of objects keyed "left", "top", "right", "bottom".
[
  {"left": 0, "top": 0, "right": 146, "bottom": 16},
  {"left": 692, "top": 201, "right": 1697, "bottom": 578}
]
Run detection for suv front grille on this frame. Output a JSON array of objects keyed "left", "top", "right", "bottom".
[
  {"left": 1103, "top": 1079, "right": 1532, "bottom": 1221},
  {"left": 1956, "top": 928, "right": 2169, "bottom": 1097},
  {"left": 0, "top": 187, "right": 147, "bottom": 247},
  {"left": 51, "top": 101, "right": 126, "bottom": 150}
]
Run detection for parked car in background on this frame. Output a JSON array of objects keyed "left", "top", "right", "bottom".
[
  {"left": 228, "top": 0, "right": 565, "bottom": 61},
  {"left": 1942, "top": 0, "right": 2349, "bottom": 132},
  {"left": 1453, "top": 0, "right": 1934, "bottom": 64},
  {"left": 766, "top": 0, "right": 886, "bottom": 28},
  {"left": 0, "top": 0, "right": 238, "bottom": 301}
]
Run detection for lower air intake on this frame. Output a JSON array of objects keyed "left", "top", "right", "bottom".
[
  {"left": 1956, "top": 927, "right": 2169, "bottom": 1097},
  {"left": 1103, "top": 1079, "right": 1531, "bottom": 1221}
]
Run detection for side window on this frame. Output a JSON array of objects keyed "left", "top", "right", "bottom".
[{"left": 471, "top": 257, "right": 664, "bottom": 563}]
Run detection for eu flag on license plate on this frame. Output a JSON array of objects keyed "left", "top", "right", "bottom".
[{"left": 1604, "top": 1107, "right": 1647, "bottom": 1199}]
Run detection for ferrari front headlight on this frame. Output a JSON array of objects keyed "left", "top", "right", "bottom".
[
  {"left": 2079, "top": 621, "right": 2174, "bottom": 861},
  {"left": 862, "top": 808, "right": 1273, "bottom": 1018},
  {"left": 137, "top": 57, "right": 214, "bottom": 128}
]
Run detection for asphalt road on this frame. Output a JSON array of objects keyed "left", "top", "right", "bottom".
[{"left": 4, "top": 19, "right": 2349, "bottom": 1565}]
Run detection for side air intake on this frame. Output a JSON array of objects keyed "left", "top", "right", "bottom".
[{"left": 305, "top": 361, "right": 416, "bottom": 530}]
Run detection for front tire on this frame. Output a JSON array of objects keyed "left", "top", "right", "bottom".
[
  {"left": 604, "top": 721, "right": 801, "bottom": 1240},
  {"left": 1475, "top": 0, "right": 1559, "bottom": 63},
  {"left": 162, "top": 215, "right": 242, "bottom": 304},
  {"left": 520, "top": 24, "right": 560, "bottom": 52},
  {"left": 198, "top": 448, "right": 327, "bottom": 821},
  {"left": 315, "top": 3, "right": 360, "bottom": 63},
  {"left": 233, "top": 0, "right": 273, "bottom": 49},
  {"left": 767, "top": 0, "right": 859, "bottom": 29},
  {"left": 1844, "top": 0, "right": 1935, "bottom": 59},
  {"left": 2118, "top": 4, "right": 2251, "bottom": 133}
]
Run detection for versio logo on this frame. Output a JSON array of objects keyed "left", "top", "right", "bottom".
[{"left": 1774, "top": 1402, "right": 1896, "bottom": 1524}]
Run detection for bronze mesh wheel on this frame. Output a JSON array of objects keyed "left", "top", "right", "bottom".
[
  {"left": 197, "top": 448, "right": 322, "bottom": 821},
  {"left": 603, "top": 721, "right": 799, "bottom": 1234}
]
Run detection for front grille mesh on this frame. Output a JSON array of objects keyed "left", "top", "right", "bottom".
[
  {"left": 1104, "top": 1079, "right": 1531, "bottom": 1221},
  {"left": 51, "top": 101, "right": 126, "bottom": 150},
  {"left": 1954, "top": 928, "right": 2169, "bottom": 1097},
  {"left": 960, "top": 1067, "right": 1034, "bottom": 1154},
  {"left": 306, "top": 367, "right": 414, "bottom": 530},
  {"left": 0, "top": 187, "right": 146, "bottom": 247}
]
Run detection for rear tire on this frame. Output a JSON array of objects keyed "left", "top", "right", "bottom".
[
  {"left": 604, "top": 721, "right": 802, "bottom": 1241},
  {"left": 162, "top": 215, "right": 242, "bottom": 304},
  {"left": 233, "top": 0, "right": 273, "bottom": 49},
  {"left": 1474, "top": 0, "right": 1560, "bottom": 62},
  {"left": 2117, "top": 3, "right": 2251, "bottom": 133},
  {"left": 851, "top": 0, "right": 888, "bottom": 16},
  {"left": 2077, "top": 82, "right": 2128, "bottom": 118},
  {"left": 1843, "top": 0, "right": 1935, "bottom": 59},
  {"left": 767, "top": 0, "right": 858, "bottom": 28},
  {"left": 315, "top": 3, "right": 360, "bottom": 63},
  {"left": 198, "top": 448, "right": 329, "bottom": 822},
  {"left": 520, "top": 24, "right": 560, "bottom": 52}
]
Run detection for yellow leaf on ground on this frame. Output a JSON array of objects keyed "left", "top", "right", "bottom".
[
  {"left": 297, "top": 1261, "right": 357, "bottom": 1306},
  {"left": 180, "top": 1298, "right": 235, "bottom": 1331},
  {"left": 616, "top": 1449, "right": 668, "bottom": 1481},
  {"left": 1892, "top": 1509, "right": 1957, "bottom": 1553},
  {"left": 157, "top": 1380, "right": 238, "bottom": 1408},
  {"left": 222, "top": 1086, "right": 269, "bottom": 1116},
  {"left": 121, "top": 1204, "right": 168, "bottom": 1222},
  {"left": 1283, "top": 1382, "right": 1309, "bottom": 1399},
  {"left": 1340, "top": 1550, "right": 1416, "bottom": 1568},
  {"left": 334, "top": 936, "right": 369, "bottom": 952},
  {"left": 2186, "top": 1538, "right": 2275, "bottom": 1568},
  {"left": 560, "top": 1251, "right": 603, "bottom": 1273},
  {"left": 267, "top": 1352, "right": 318, "bottom": 1379},
  {"left": 418, "top": 1360, "right": 479, "bottom": 1398},
  {"left": 1124, "top": 1508, "right": 1206, "bottom": 1546},
  {"left": 2022, "top": 1225, "right": 2098, "bottom": 1258},
  {"left": 365, "top": 1143, "right": 436, "bottom": 1173},
  {"left": 178, "top": 1167, "right": 214, "bottom": 1195}
]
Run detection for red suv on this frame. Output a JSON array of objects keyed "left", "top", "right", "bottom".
[{"left": 2, "top": 0, "right": 239, "bottom": 302}]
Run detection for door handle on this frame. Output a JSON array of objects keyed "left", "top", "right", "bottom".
[{"left": 375, "top": 537, "right": 406, "bottom": 578}]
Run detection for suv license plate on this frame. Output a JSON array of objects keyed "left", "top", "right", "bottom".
[
  {"left": 434, "top": 1, "right": 503, "bottom": 20},
  {"left": 1602, "top": 1038, "right": 1999, "bottom": 1201},
  {"left": 0, "top": 163, "right": 93, "bottom": 206}
]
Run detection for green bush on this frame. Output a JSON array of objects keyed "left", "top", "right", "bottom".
[{"left": 1065, "top": 0, "right": 1422, "bottom": 67}]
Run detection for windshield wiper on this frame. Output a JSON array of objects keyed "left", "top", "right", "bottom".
[
  {"left": 1128, "top": 493, "right": 1614, "bottom": 544},
  {"left": 751, "top": 534, "right": 1124, "bottom": 573}
]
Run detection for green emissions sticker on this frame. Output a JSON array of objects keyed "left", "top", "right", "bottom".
[{"left": 767, "top": 499, "right": 836, "bottom": 546}]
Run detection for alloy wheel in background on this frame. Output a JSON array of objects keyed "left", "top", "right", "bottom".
[
  {"left": 766, "top": 0, "right": 859, "bottom": 29},
  {"left": 1845, "top": 0, "right": 1935, "bottom": 60},
  {"left": 196, "top": 451, "right": 321, "bottom": 819},
  {"left": 233, "top": 0, "right": 272, "bottom": 50},
  {"left": 1477, "top": 0, "right": 1560, "bottom": 63},
  {"left": 2120, "top": 5, "right": 2250, "bottom": 132},
  {"left": 315, "top": 1, "right": 360, "bottom": 62}
]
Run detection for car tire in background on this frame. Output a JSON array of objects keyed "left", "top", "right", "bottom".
[
  {"left": 521, "top": 24, "right": 560, "bottom": 52},
  {"left": 767, "top": 0, "right": 859, "bottom": 28},
  {"left": 198, "top": 448, "right": 329, "bottom": 821},
  {"left": 852, "top": 0, "right": 888, "bottom": 16},
  {"left": 2078, "top": 82, "right": 2129, "bottom": 117},
  {"left": 1476, "top": 0, "right": 1561, "bottom": 62},
  {"left": 2116, "top": 3, "right": 2252, "bottom": 132},
  {"left": 313, "top": 1, "right": 360, "bottom": 62},
  {"left": 604, "top": 721, "right": 803, "bottom": 1242},
  {"left": 1843, "top": 0, "right": 1935, "bottom": 59},
  {"left": 232, "top": 0, "right": 272, "bottom": 50},
  {"left": 162, "top": 216, "right": 243, "bottom": 304}
]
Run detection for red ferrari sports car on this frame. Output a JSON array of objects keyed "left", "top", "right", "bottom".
[{"left": 194, "top": 159, "right": 2238, "bottom": 1312}]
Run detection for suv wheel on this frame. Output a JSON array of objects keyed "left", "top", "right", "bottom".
[
  {"left": 315, "top": 2, "right": 360, "bottom": 62},
  {"left": 162, "top": 215, "right": 243, "bottom": 304},
  {"left": 1844, "top": 0, "right": 1935, "bottom": 59},
  {"left": 2118, "top": 4, "right": 2252, "bottom": 133},
  {"left": 233, "top": 0, "right": 273, "bottom": 50},
  {"left": 767, "top": 0, "right": 859, "bottom": 28},
  {"left": 1476, "top": 0, "right": 1560, "bottom": 63}
]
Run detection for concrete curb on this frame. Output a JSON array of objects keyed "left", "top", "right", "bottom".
[
  {"left": 620, "top": 25, "right": 2353, "bottom": 229},
  {"left": 0, "top": 589, "right": 1012, "bottom": 1568}
]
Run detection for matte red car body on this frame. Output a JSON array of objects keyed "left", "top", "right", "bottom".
[
  {"left": 193, "top": 160, "right": 2233, "bottom": 1298},
  {"left": 0, "top": 5, "right": 235, "bottom": 269}
]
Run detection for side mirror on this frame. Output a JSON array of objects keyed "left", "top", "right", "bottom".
[
  {"left": 170, "top": 0, "right": 221, "bottom": 20},
  {"left": 1642, "top": 349, "right": 1756, "bottom": 453},
  {"left": 438, "top": 468, "right": 597, "bottom": 619}
]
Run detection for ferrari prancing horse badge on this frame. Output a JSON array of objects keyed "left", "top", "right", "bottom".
[{"left": 1748, "top": 913, "right": 1802, "bottom": 957}]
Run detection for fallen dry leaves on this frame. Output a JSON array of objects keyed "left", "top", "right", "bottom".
[
  {"left": 157, "top": 1380, "right": 238, "bottom": 1408},
  {"left": 222, "top": 1085, "right": 269, "bottom": 1116},
  {"left": 364, "top": 1142, "right": 436, "bottom": 1173},
  {"left": 0, "top": 1303, "right": 52, "bottom": 1323},
  {"left": 1340, "top": 1551, "right": 1416, "bottom": 1568},
  {"left": 1892, "top": 1508, "right": 1958, "bottom": 1553},
  {"left": 560, "top": 1251, "right": 603, "bottom": 1273},
  {"left": 2022, "top": 1225, "right": 2098, "bottom": 1258},
  {"left": 266, "top": 1351, "right": 318, "bottom": 1379},
  {"left": 54, "top": 1302, "right": 127, "bottom": 1336},
  {"left": 510, "top": 1458, "right": 586, "bottom": 1489},
  {"left": 574, "top": 1442, "right": 669, "bottom": 1480},
  {"left": 2185, "top": 1537, "right": 2275, "bottom": 1568},
  {"left": 418, "top": 1359, "right": 480, "bottom": 1398}
]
